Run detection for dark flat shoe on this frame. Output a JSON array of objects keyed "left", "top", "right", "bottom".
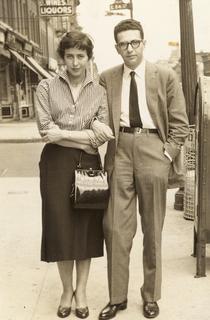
[
  {"left": 143, "top": 301, "right": 159, "bottom": 318},
  {"left": 75, "top": 306, "right": 89, "bottom": 318},
  {"left": 99, "top": 300, "right": 127, "bottom": 320},
  {"left": 57, "top": 306, "right": 71, "bottom": 318}
]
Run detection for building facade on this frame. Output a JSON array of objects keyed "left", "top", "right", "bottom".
[{"left": 0, "top": 0, "right": 79, "bottom": 122}]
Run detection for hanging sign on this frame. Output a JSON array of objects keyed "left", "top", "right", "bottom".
[
  {"left": 39, "top": 0, "right": 72, "bottom": 17},
  {"left": 110, "top": 0, "right": 130, "bottom": 11}
]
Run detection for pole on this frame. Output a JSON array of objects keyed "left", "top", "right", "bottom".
[
  {"left": 71, "top": 0, "right": 80, "bottom": 30},
  {"left": 174, "top": 0, "right": 197, "bottom": 211},
  {"left": 179, "top": 0, "right": 197, "bottom": 125},
  {"left": 45, "top": 18, "right": 50, "bottom": 67},
  {"left": 130, "top": 0, "right": 133, "bottom": 19}
]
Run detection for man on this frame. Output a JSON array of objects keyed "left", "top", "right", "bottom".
[{"left": 93, "top": 19, "right": 189, "bottom": 319}]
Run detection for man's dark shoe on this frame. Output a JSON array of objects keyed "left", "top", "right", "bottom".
[
  {"left": 143, "top": 301, "right": 159, "bottom": 318},
  {"left": 98, "top": 300, "right": 127, "bottom": 320}
]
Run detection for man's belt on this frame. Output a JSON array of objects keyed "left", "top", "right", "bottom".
[{"left": 119, "top": 127, "right": 158, "bottom": 134}]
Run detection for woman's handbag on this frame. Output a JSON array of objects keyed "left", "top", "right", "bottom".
[{"left": 70, "top": 152, "right": 109, "bottom": 210}]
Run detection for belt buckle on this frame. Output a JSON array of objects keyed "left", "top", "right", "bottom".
[{"left": 135, "top": 127, "right": 142, "bottom": 134}]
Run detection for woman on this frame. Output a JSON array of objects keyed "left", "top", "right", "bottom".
[{"left": 35, "top": 31, "right": 114, "bottom": 318}]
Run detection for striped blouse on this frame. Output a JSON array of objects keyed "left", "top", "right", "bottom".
[{"left": 35, "top": 68, "right": 109, "bottom": 148}]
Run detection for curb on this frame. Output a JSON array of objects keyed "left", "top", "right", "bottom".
[{"left": 0, "top": 138, "right": 42, "bottom": 143}]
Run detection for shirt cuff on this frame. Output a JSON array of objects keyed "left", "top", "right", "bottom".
[{"left": 86, "top": 130, "right": 101, "bottom": 149}]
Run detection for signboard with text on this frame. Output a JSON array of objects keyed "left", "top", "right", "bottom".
[{"left": 39, "top": 0, "right": 72, "bottom": 17}]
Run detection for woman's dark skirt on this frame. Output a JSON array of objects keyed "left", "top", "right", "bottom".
[{"left": 39, "top": 144, "right": 104, "bottom": 262}]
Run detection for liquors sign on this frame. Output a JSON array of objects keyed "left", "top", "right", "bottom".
[{"left": 39, "top": 0, "right": 72, "bottom": 16}]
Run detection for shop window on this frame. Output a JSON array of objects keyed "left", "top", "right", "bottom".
[
  {"left": 21, "top": 106, "right": 29, "bottom": 118},
  {"left": 1, "top": 105, "right": 13, "bottom": 118}
]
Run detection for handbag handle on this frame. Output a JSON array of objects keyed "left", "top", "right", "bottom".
[{"left": 77, "top": 151, "right": 103, "bottom": 170}]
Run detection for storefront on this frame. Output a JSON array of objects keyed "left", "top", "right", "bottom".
[{"left": 0, "top": 30, "right": 52, "bottom": 122}]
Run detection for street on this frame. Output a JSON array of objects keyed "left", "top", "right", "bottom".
[
  {"left": 0, "top": 142, "right": 107, "bottom": 177},
  {"left": 0, "top": 142, "right": 44, "bottom": 177}
]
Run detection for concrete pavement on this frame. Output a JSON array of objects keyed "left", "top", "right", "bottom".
[{"left": 1, "top": 177, "right": 210, "bottom": 320}]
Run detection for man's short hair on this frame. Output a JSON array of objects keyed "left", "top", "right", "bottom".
[
  {"left": 114, "top": 19, "right": 144, "bottom": 43},
  {"left": 57, "top": 31, "right": 93, "bottom": 59}
]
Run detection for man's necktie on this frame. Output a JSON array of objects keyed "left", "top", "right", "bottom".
[{"left": 129, "top": 71, "right": 142, "bottom": 128}]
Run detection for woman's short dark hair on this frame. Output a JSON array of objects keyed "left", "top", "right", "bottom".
[
  {"left": 114, "top": 19, "right": 144, "bottom": 43},
  {"left": 57, "top": 31, "right": 94, "bottom": 60}
]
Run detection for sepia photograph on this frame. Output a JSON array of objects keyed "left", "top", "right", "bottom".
[{"left": 0, "top": 1, "right": 210, "bottom": 319}]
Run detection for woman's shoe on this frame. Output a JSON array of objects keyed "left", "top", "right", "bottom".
[
  {"left": 57, "top": 306, "right": 71, "bottom": 318},
  {"left": 57, "top": 292, "right": 75, "bottom": 318},
  {"left": 75, "top": 306, "right": 89, "bottom": 319}
]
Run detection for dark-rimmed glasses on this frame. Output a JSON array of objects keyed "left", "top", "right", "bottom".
[{"left": 117, "top": 40, "right": 143, "bottom": 50}]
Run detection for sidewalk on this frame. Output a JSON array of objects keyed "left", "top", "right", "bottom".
[
  {"left": 1, "top": 178, "right": 210, "bottom": 320},
  {"left": 0, "top": 121, "right": 41, "bottom": 143}
]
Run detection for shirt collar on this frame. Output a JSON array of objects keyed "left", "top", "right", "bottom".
[
  {"left": 123, "top": 59, "right": 145, "bottom": 79},
  {"left": 59, "top": 67, "right": 94, "bottom": 87}
]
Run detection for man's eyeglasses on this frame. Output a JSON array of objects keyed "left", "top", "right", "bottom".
[{"left": 117, "top": 40, "right": 143, "bottom": 50}]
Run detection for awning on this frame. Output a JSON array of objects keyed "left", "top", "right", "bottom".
[
  {"left": 26, "top": 56, "right": 52, "bottom": 79},
  {"left": 9, "top": 49, "right": 38, "bottom": 75},
  {"left": 0, "top": 47, "right": 10, "bottom": 59}
]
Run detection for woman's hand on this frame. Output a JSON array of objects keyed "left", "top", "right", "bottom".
[
  {"left": 92, "top": 120, "right": 114, "bottom": 143},
  {"left": 42, "top": 127, "right": 64, "bottom": 143}
]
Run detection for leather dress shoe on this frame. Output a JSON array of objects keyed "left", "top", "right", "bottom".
[
  {"left": 75, "top": 306, "right": 89, "bottom": 318},
  {"left": 99, "top": 300, "right": 127, "bottom": 320},
  {"left": 143, "top": 301, "right": 159, "bottom": 318},
  {"left": 57, "top": 305, "right": 71, "bottom": 318}
]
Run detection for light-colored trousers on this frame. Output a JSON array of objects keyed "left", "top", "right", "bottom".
[{"left": 103, "top": 131, "right": 171, "bottom": 304}]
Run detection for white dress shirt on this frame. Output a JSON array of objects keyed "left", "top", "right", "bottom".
[
  {"left": 120, "top": 60, "right": 156, "bottom": 129},
  {"left": 120, "top": 61, "right": 172, "bottom": 162}
]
